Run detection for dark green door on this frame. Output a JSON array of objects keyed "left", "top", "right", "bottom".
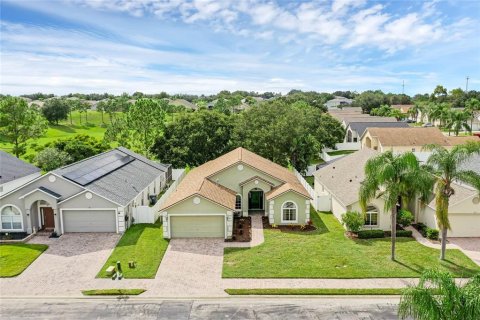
[{"left": 248, "top": 190, "right": 264, "bottom": 210}]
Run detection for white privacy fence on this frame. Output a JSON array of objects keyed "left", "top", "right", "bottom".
[
  {"left": 133, "top": 169, "right": 186, "bottom": 224},
  {"left": 294, "top": 169, "right": 317, "bottom": 210}
]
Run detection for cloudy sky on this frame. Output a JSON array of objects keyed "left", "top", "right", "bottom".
[{"left": 1, "top": 0, "right": 479, "bottom": 95}]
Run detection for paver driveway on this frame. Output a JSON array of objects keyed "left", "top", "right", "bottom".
[
  {"left": 147, "top": 238, "right": 226, "bottom": 297},
  {"left": 448, "top": 238, "right": 480, "bottom": 266},
  {"left": 0, "top": 233, "right": 121, "bottom": 296}
]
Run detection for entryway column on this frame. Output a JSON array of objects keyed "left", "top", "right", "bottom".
[
  {"left": 226, "top": 211, "right": 233, "bottom": 239},
  {"left": 269, "top": 200, "right": 274, "bottom": 224},
  {"left": 25, "top": 209, "right": 33, "bottom": 234},
  {"left": 53, "top": 208, "right": 61, "bottom": 235}
]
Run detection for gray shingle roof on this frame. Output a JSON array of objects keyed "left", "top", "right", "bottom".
[
  {"left": 54, "top": 148, "right": 169, "bottom": 206},
  {"left": 348, "top": 122, "right": 409, "bottom": 137},
  {"left": 0, "top": 151, "right": 40, "bottom": 184},
  {"left": 313, "top": 148, "right": 378, "bottom": 206},
  {"left": 460, "top": 154, "right": 480, "bottom": 175}
]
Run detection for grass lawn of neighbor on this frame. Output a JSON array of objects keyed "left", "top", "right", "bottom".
[
  {"left": 97, "top": 220, "right": 169, "bottom": 279},
  {"left": 0, "top": 244, "right": 49, "bottom": 277},
  {"left": 225, "top": 288, "right": 404, "bottom": 295},
  {"left": 223, "top": 210, "right": 480, "bottom": 278},
  {"left": 326, "top": 150, "right": 356, "bottom": 156},
  {"left": 82, "top": 289, "right": 146, "bottom": 296}
]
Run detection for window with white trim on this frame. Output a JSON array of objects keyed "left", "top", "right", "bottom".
[
  {"left": 365, "top": 205, "right": 378, "bottom": 226},
  {"left": 1, "top": 205, "right": 23, "bottom": 230},
  {"left": 235, "top": 195, "right": 242, "bottom": 210},
  {"left": 282, "top": 201, "right": 297, "bottom": 222}
]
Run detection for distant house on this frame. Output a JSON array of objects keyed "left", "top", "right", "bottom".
[
  {"left": 391, "top": 104, "right": 414, "bottom": 114},
  {"left": 324, "top": 96, "right": 354, "bottom": 109},
  {"left": 360, "top": 127, "right": 478, "bottom": 152},
  {"left": 167, "top": 99, "right": 197, "bottom": 111},
  {"left": 345, "top": 122, "right": 409, "bottom": 143},
  {"left": 0, "top": 151, "right": 41, "bottom": 196},
  {"left": 0, "top": 147, "right": 171, "bottom": 235}
]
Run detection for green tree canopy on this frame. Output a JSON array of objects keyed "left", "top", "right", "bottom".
[
  {"left": 0, "top": 96, "right": 48, "bottom": 157},
  {"left": 151, "top": 110, "right": 233, "bottom": 167},
  {"left": 41, "top": 98, "right": 69, "bottom": 124},
  {"left": 34, "top": 147, "right": 72, "bottom": 171},
  {"left": 44, "top": 134, "right": 110, "bottom": 164}
]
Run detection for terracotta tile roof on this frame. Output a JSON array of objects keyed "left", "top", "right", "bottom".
[
  {"left": 160, "top": 147, "right": 310, "bottom": 210},
  {"left": 366, "top": 127, "right": 450, "bottom": 147}
]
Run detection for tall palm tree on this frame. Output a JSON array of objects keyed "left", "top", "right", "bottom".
[
  {"left": 423, "top": 142, "right": 480, "bottom": 260},
  {"left": 359, "top": 151, "right": 433, "bottom": 260},
  {"left": 465, "top": 98, "right": 480, "bottom": 133},
  {"left": 398, "top": 269, "right": 480, "bottom": 320},
  {"left": 445, "top": 109, "right": 471, "bottom": 136}
]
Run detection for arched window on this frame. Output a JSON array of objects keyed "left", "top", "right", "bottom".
[
  {"left": 1, "top": 205, "right": 23, "bottom": 230},
  {"left": 235, "top": 195, "right": 242, "bottom": 210},
  {"left": 365, "top": 205, "right": 378, "bottom": 226},
  {"left": 282, "top": 201, "right": 297, "bottom": 223}
]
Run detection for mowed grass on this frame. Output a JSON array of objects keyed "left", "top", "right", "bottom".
[
  {"left": 0, "top": 244, "right": 49, "bottom": 277},
  {"left": 0, "top": 111, "right": 108, "bottom": 159},
  {"left": 82, "top": 289, "right": 145, "bottom": 296},
  {"left": 97, "top": 221, "right": 169, "bottom": 279},
  {"left": 223, "top": 210, "right": 480, "bottom": 278},
  {"left": 225, "top": 288, "right": 404, "bottom": 295}
]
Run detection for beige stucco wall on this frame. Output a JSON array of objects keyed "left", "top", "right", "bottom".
[
  {"left": 210, "top": 163, "right": 282, "bottom": 193},
  {"left": 164, "top": 196, "right": 228, "bottom": 215},
  {"left": 361, "top": 131, "right": 380, "bottom": 151},
  {"left": 349, "top": 198, "right": 392, "bottom": 231},
  {"left": 59, "top": 192, "right": 118, "bottom": 209},
  {"left": 268, "top": 191, "right": 309, "bottom": 225}
]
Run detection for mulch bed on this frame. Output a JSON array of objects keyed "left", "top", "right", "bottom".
[
  {"left": 227, "top": 216, "right": 252, "bottom": 242},
  {"left": 262, "top": 216, "right": 316, "bottom": 232},
  {"left": 0, "top": 232, "right": 29, "bottom": 241}
]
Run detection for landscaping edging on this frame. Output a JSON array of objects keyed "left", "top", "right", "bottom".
[
  {"left": 225, "top": 288, "right": 403, "bottom": 295},
  {"left": 0, "top": 233, "right": 36, "bottom": 244}
]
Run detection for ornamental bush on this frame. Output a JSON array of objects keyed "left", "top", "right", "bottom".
[
  {"left": 397, "top": 209, "right": 414, "bottom": 227},
  {"left": 341, "top": 211, "right": 364, "bottom": 233},
  {"left": 426, "top": 228, "right": 439, "bottom": 240},
  {"left": 357, "top": 229, "right": 385, "bottom": 239}
]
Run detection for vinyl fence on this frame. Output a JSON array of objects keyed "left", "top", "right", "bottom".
[{"left": 293, "top": 169, "right": 317, "bottom": 210}]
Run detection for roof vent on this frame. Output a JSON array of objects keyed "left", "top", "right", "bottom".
[
  {"left": 333, "top": 166, "right": 335, "bottom": 169},
  {"left": 349, "top": 179, "right": 352, "bottom": 182}
]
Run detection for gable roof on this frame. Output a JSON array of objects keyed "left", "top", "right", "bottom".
[
  {"left": 348, "top": 122, "right": 409, "bottom": 137},
  {"left": 364, "top": 127, "right": 450, "bottom": 147},
  {"left": 427, "top": 182, "right": 478, "bottom": 210},
  {"left": 160, "top": 147, "right": 310, "bottom": 210},
  {"left": 445, "top": 136, "right": 479, "bottom": 146},
  {"left": 0, "top": 151, "right": 40, "bottom": 184},
  {"left": 54, "top": 147, "right": 170, "bottom": 206},
  {"left": 343, "top": 116, "right": 398, "bottom": 125},
  {"left": 313, "top": 148, "right": 378, "bottom": 206}
]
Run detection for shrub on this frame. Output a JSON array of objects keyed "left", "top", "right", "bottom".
[
  {"left": 34, "top": 147, "right": 71, "bottom": 171},
  {"left": 386, "top": 230, "right": 413, "bottom": 237},
  {"left": 397, "top": 209, "right": 414, "bottom": 227},
  {"left": 357, "top": 229, "right": 385, "bottom": 239},
  {"left": 426, "top": 228, "right": 439, "bottom": 240},
  {"left": 341, "top": 211, "right": 364, "bottom": 233}
]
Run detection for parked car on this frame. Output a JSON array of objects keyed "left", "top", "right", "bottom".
[{"left": 422, "top": 122, "right": 433, "bottom": 127}]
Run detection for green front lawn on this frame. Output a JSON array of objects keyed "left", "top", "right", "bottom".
[
  {"left": 304, "top": 176, "right": 315, "bottom": 187},
  {"left": 97, "top": 221, "right": 169, "bottom": 279},
  {"left": 225, "top": 288, "right": 403, "bottom": 295},
  {"left": 223, "top": 210, "right": 480, "bottom": 278},
  {"left": 326, "top": 150, "right": 356, "bottom": 156},
  {"left": 82, "top": 289, "right": 145, "bottom": 296},
  {"left": 0, "top": 244, "right": 48, "bottom": 277}
]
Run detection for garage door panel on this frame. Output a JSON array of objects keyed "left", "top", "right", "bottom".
[
  {"left": 63, "top": 210, "right": 116, "bottom": 233},
  {"left": 448, "top": 215, "right": 480, "bottom": 237},
  {"left": 171, "top": 215, "right": 224, "bottom": 238}
]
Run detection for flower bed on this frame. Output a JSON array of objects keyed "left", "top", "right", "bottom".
[{"left": 262, "top": 216, "right": 316, "bottom": 232}]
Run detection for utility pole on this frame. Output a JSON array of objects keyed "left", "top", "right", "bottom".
[
  {"left": 465, "top": 76, "right": 469, "bottom": 92},
  {"left": 402, "top": 80, "right": 405, "bottom": 95}
]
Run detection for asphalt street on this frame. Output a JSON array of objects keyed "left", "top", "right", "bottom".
[{"left": 0, "top": 297, "right": 402, "bottom": 320}]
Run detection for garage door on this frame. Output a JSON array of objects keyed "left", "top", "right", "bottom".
[
  {"left": 170, "top": 215, "right": 225, "bottom": 238},
  {"left": 63, "top": 210, "right": 116, "bottom": 232},
  {"left": 448, "top": 215, "right": 480, "bottom": 237}
]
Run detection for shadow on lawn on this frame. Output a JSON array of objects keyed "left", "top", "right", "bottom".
[
  {"left": 115, "top": 222, "right": 163, "bottom": 248},
  {"left": 51, "top": 125, "right": 76, "bottom": 133}
]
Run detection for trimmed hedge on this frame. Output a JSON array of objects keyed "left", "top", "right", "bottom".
[
  {"left": 426, "top": 228, "right": 439, "bottom": 240},
  {"left": 357, "top": 230, "right": 384, "bottom": 239},
  {"left": 358, "top": 229, "right": 413, "bottom": 239}
]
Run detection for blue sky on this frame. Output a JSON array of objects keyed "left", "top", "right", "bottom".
[{"left": 1, "top": 0, "right": 479, "bottom": 95}]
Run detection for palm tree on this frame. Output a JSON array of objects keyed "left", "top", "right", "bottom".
[
  {"left": 465, "top": 98, "right": 480, "bottom": 133},
  {"left": 398, "top": 269, "right": 480, "bottom": 320},
  {"left": 445, "top": 109, "right": 471, "bottom": 136},
  {"left": 359, "top": 151, "right": 433, "bottom": 260},
  {"left": 408, "top": 104, "right": 422, "bottom": 122},
  {"left": 423, "top": 142, "right": 480, "bottom": 260}
]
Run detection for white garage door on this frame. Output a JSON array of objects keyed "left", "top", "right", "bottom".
[
  {"left": 448, "top": 215, "right": 480, "bottom": 237},
  {"left": 170, "top": 215, "right": 225, "bottom": 238},
  {"left": 63, "top": 210, "right": 116, "bottom": 232}
]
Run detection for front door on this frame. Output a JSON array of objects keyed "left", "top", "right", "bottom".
[
  {"left": 248, "top": 190, "right": 264, "bottom": 210},
  {"left": 41, "top": 207, "right": 55, "bottom": 230}
]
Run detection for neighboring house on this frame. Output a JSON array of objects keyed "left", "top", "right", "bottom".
[
  {"left": 160, "top": 147, "right": 311, "bottom": 239},
  {"left": 167, "top": 98, "right": 198, "bottom": 111},
  {"left": 0, "top": 147, "right": 171, "bottom": 235},
  {"left": 360, "top": 127, "right": 478, "bottom": 152},
  {"left": 341, "top": 116, "right": 398, "bottom": 128},
  {"left": 391, "top": 104, "right": 414, "bottom": 114},
  {"left": 328, "top": 107, "right": 363, "bottom": 122},
  {"left": 0, "top": 151, "right": 41, "bottom": 196},
  {"left": 345, "top": 122, "right": 409, "bottom": 143},
  {"left": 313, "top": 148, "right": 392, "bottom": 231},
  {"left": 324, "top": 96, "right": 354, "bottom": 109}
]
